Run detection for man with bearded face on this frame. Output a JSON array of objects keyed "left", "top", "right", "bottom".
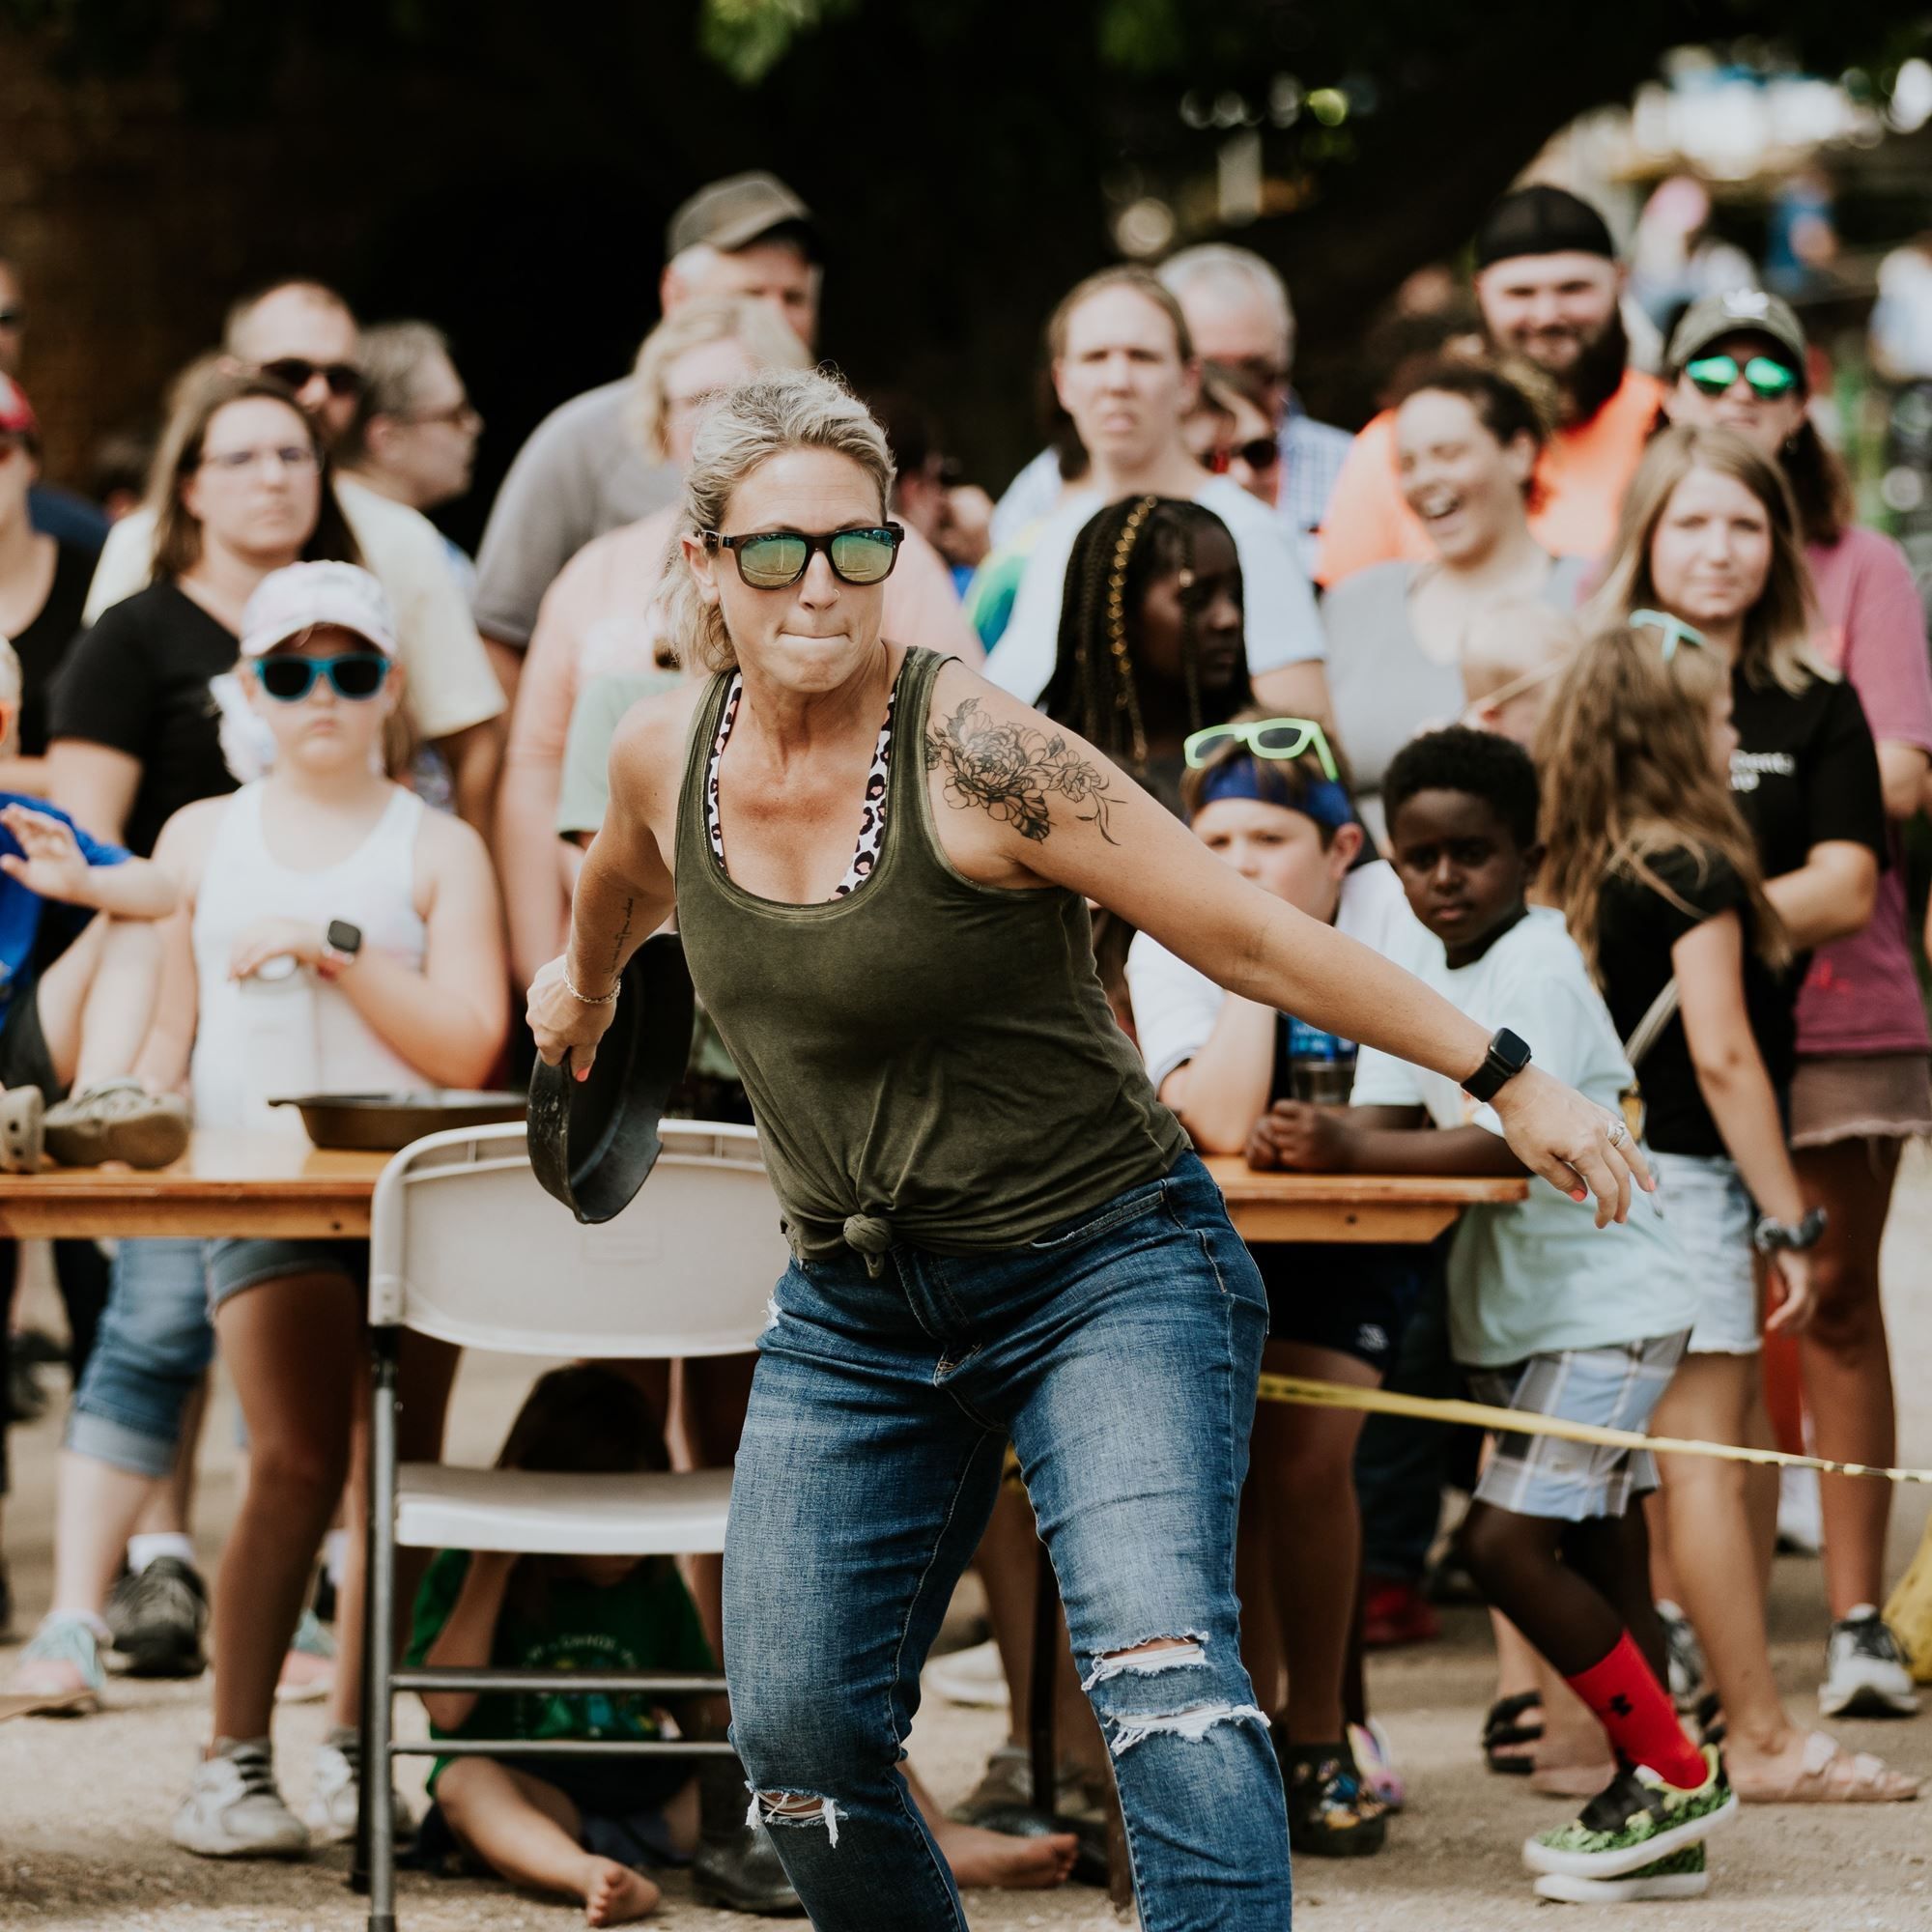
[{"left": 1317, "top": 187, "right": 1665, "bottom": 586}]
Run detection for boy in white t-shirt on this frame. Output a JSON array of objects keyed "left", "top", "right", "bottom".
[
  {"left": 1259, "top": 727, "right": 1731, "bottom": 1901},
  {"left": 1125, "top": 715, "right": 1418, "bottom": 1861}
]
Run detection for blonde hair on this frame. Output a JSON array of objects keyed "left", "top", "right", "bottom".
[
  {"left": 1584, "top": 424, "right": 1822, "bottom": 697},
  {"left": 628, "top": 298, "right": 810, "bottom": 461},
  {"left": 658, "top": 367, "right": 895, "bottom": 674},
  {"left": 0, "top": 634, "right": 19, "bottom": 757},
  {"left": 1537, "top": 622, "right": 1788, "bottom": 981}
]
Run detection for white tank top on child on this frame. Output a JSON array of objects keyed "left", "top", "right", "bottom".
[{"left": 191, "top": 781, "right": 430, "bottom": 1133}]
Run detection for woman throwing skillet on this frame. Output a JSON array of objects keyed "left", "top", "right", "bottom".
[{"left": 528, "top": 368, "right": 1649, "bottom": 1932}]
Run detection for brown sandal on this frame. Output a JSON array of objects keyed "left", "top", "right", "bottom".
[
  {"left": 0, "top": 1086, "right": 44, "bottom": 1175},
  {"left": 1732, "top": 1729, "right": 1920, "bottom": 1803}
]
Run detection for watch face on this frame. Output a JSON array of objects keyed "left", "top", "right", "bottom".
[{"left": 326, "top": 920, "right": 363, "bottom": 954}]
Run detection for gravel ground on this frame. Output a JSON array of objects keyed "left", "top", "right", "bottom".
[{"left": 4, "top": 1147, "right": 1930, "bottom": 1931}]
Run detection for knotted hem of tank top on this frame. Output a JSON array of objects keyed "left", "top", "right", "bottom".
[{"left": 841, "top": 1212, "right": 895, "bottom": 1277}]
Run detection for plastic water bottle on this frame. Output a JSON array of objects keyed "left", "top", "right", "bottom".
[{"left": 1287, "top": 1018, "right": 1357, "bottom": 1106}]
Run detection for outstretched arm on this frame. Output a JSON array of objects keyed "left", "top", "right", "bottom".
[
  {"left": 923, "top": 669, "right": 1649, "bottom": 1224},
  {"left": 526, "top": 700, "right": 679, "bottom": 1077}
]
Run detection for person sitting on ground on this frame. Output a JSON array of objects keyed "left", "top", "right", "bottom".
[
  {"left": 406, "top": 1365, "right": 714, "bottom": 1926},
  {"left": 1460, "top": 600, "right": 1579, "bottom": 746},
  {"left": 1265, "top": 726, "right": 1735, "bottom": 1901},
  {"left": 1538, "top": 618, "right": 1918, "bottom": 1805},
  {"left": 148, "top": 561, "right": 507, "bottom": 1859},
  {"left": 1124, "top": 712, "right": 1420, "bottom": 1858},
  {"left": 0, "top": 631, "right": 188, "bottom": 1174},
  {"left": 984, "top": 266, "right": 1326, "bottom": 718},
  {"left": 1321, "top": 360, "right": 1589, "bottom": 843}
]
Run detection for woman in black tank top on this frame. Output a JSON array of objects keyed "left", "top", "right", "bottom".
[{"left": 529, "top": 369, "right": 1649, "bottom": 1932}]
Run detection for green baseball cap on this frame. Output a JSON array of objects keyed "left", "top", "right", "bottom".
[{"left": 1665, "top": 289, "right": 1807, "bottom": 378}]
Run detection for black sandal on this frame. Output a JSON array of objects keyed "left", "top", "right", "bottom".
[
  {"left": 1694, "top": 1690, "right": 1726, "bottom": 1748},
  {"left": 1481, "top": 1690, "right": 1543, "bottom": 1775}
]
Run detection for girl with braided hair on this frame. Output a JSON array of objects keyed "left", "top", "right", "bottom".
[{"left": 1039, "top": 495, "right": 1251, "bottom": 817}]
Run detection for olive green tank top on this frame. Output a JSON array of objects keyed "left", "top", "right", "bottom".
[{"left": 674, "top": 646, "right": 1188, "bottom": 1263}]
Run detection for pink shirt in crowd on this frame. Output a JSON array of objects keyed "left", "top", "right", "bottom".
[
  {"left": 1795, "top": 526, "right": 1932, "bottom": 1059},
  {"left": 504, "top": 509, "right": 981, "bottom": 782}
]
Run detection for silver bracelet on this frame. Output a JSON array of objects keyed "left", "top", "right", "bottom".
[{"left": 563, "top": 965, "right": 620, "bottom": 1008}]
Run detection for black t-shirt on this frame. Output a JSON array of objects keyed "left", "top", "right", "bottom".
[
  {"left": 1597, "top": 846, "right": 1792, "bottom": 1159},
  {"left": 47, "top": 582, "right": 241, "bottom": 855},
  {"left": 1728, "top": 667, "right": 1886, "bottom": 890},
  {"left": 10, "top": 539, "right": 94, "bottom": 758}
]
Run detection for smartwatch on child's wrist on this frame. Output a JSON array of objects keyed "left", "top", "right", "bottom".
[
  {"left": 1752, "top": 1206, "right": 1827, "bottom": 1255},
  {"left": 318, "top": 920, "right": 363, "bottom": 980},
  {"left": 1463, "top": 1028, "right": 1532, "bottom": 1104}
]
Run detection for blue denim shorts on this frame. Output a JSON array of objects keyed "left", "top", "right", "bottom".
[
  {"left": 1647, "top": 1149, "right": 1759, "bottom": 1355},
  {"left": 205, "top": 1237, "right": 367, "bottom": 1315}
]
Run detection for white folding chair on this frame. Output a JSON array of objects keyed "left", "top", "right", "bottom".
[{"left": 355, "top": 1119, "right": 788, "bottom": 1932}]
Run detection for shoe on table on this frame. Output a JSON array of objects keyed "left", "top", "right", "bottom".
[
  {"left": 43, "top": 1079, "right": 190, "bottom": 1171},
  {"left": 1282, "top": 1743, "right": 1387, "bottom": 1858},
  {"left": 1523, "top": 1745, "right": 1737, "bottom": 1881},
  {"left": 105, "top": 1556, "right": 208, "bottom": 1678},
  {"left": 1820, "top": 1606, "right": 1919, "bottom": 1719},
  {"left": 1534, "top": 1842, "right": 1710, "bottom": 1903},
  {"left": 8, "top": 1613, "right": 105, "bottom": 1714},
  {"left": 306, "top": 1727, "right": 414, "bottom": 1846},
  {"left": 275, "top": 1608, "right": 336, "bottom": 1704},
  {"left": 172, "top": 1738, "right": 309, "bottom": 1858}
]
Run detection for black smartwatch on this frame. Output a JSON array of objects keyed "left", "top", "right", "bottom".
[
  {"left": 320, "top": 920, "right": 363, "bottom": 979},
  {"left": 1752, "top": 1206, "right": 1827, "bottom": 1255},
  {"left": 1463, "top": 1027, "right": 1532, "bottom": 1104}
]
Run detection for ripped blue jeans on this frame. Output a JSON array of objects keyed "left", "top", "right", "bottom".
[{"left": 723, "top": 1151, "right": 1292, "bottom": 1931}]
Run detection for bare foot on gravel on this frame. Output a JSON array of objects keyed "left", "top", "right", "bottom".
[
  {"left": 582, "top": 1857, "right": 660, "bottom": 1924},
  {"left": 932, "top": 1817, "right": 1079, "bottom": 1889}
]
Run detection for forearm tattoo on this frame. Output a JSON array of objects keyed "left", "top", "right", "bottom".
[
  {"left": 924, "top": 698, "right": 1117, "bottom": 845},
  {"left": 608, "top": 896, "right": 636, "bottom": 978}
]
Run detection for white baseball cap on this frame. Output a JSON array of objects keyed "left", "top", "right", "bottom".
[{"left": 240, "top": 560, "right": 397, "bottom": 659}]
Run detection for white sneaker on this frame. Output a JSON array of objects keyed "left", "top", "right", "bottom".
[
  {"left": 171, "top": 1738, "right": 309, "bottom": 1858},
  {"left": 1820, "top": 1607, "right": 1920, "bottom": 1719},
  {"left": 1534, "top": 1842, "right": 1710, "bottom": 1902},
  {"left": 305, "top": 1729, "right": 413, "bottom": 1844},
  {"left": 924, "top": 1638, "right": 1009, "bottom": 1709}
]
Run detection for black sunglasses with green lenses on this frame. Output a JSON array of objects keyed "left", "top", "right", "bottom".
[
  {"left": 1684, "top": 353, "right": 1800, "bottom": 401},
  {"left": 254, "top": 652, "right": 390, "bottom": 702},
  {"left": 704, "top": 524, "right": 904, "bottom": 590}
]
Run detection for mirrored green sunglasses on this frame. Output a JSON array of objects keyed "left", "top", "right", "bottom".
[
  {"left": 1182, "top": 716, "right": 1339, "bottom": 780},
  {"left": 1629, "top": 609, "right": 1708, "bottom": 663},
  {"left": 1684, "top": 353, "right": 1799, "bottom": 401},
  {"left": 704, "top": 524, "right": 904, "bottom": 589}
]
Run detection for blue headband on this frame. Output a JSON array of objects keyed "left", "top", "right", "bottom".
[{"left": 1196, "top": 755, "right": 1356, "bottom": 832}]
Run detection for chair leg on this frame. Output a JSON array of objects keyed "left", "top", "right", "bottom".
[{"left": 364, "top": 1326, "right": 402, "bottom": 1932}]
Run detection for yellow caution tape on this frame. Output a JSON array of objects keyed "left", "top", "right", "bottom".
[{"left": 1258, "top": 1374, "right": 1932, "bottom": 1486}]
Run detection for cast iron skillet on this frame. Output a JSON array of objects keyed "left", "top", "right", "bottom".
[{"left": 526, "top": 932, "right": 696, "bottom": 1223}]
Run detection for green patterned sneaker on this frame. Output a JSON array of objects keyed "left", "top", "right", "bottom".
[
  {"left": 1535, "top": 1842, "right": 1710, "bottom": 1903},
  {"left": 1523, "top": 1746, "right": 1736, "bottom": 1881}
]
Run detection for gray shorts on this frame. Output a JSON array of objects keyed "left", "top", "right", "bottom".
[
  {"left": 1468, "top": 1330, "right": 1690, "bottom": 1522},
  {"left": 205, "top": 1237, "right": 366, "bottom": 1316}
]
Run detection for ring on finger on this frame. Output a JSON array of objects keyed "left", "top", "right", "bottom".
[{"left": 1605, "top": 1116, "right": 1629, "bottom": 1149}]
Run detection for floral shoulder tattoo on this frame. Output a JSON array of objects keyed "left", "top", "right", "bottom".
[{"left": 923, "top": 698, "right": 1117, "bottom": 845}]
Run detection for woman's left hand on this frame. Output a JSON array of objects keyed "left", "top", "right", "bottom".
[
  {"left": 1489, "top": 1065, "right": 1652, "bottom": 1228},
  {"left": 230, "top": 917, "right": 326, "bottom": 980}
]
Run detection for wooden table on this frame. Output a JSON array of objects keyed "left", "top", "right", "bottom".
[{"left": 0, "top": 1133, "right": 1527, "bottom": 1242}]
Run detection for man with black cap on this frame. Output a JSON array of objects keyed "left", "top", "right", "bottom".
[
  {"left": 1317, "top": 185, "right": 1664, "bottom": 586},
  {"left": 469, "top": 171, "right": 820, "bottom": 686}
]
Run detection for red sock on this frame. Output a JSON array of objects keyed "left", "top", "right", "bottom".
[{"left": 1564, "top": 1632, "right": 1707, "bottom": 1789}]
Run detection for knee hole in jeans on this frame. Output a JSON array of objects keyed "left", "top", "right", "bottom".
[
  {"left": 1080, "top": 1634, "right": 1269, "bottom": 1758},
  {"left": 751, "top": 1789, "right": 844, "bottom": 1847}
]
